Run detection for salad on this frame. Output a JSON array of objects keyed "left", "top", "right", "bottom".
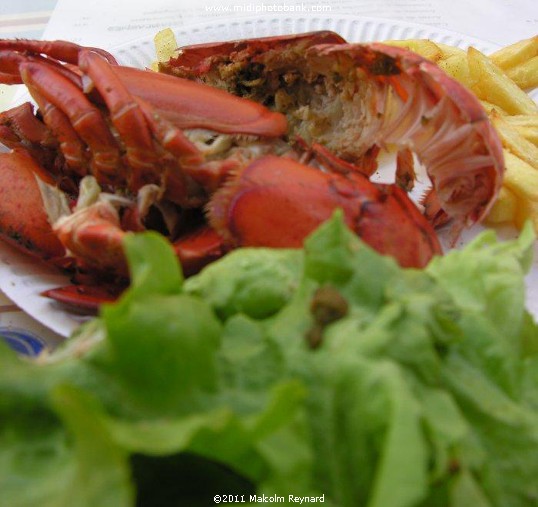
[{"left": 1, "top": 213, "right": 538, "bottom": 506}]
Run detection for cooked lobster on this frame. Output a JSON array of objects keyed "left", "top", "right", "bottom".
[{"left": 0, "top": 32, "right": 503, "bottom": 310}]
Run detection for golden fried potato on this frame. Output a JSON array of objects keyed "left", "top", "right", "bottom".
[
  {"left": 503, "top": 114, "right": 538, "bottom": 146},
  {"left": 492, "top": 113, "right": 538, "bottom": 169},
  {"left": 150, "top": 28, "right": 179, "bottom": 71},
  {"left": 437, "top": 53, "right": 473, "bottom": 88},
  {"left": 496, "top": 151, "right": 538, "bottom": 230},
  {"left": 485, "top": 186, "right": 517, "bottom": 225},
  {"left": 467, "top": 46, "right": 538, "bottom": 115},
  {"left": 514, "top": 199, "right": 538, "bottom": 231},
  {"left": 155, "top": 28, "right": 179, "bottom": 62},
  {"left": 503, "top": 150, "right": 538, "bottom": 199},
  {"left": 489, "top": 36, "right": 538, "bottom": 73},
  {"left": 505, "top": 56, "right": 538, "bottom": 91},
  {"left": 435, "top": 42, "right": 467, "bottom": 59}
]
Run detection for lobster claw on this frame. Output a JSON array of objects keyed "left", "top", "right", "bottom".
[
  {"left": 0, "top": 149, "right": 66, "bottom": 263},
  {"left": 208, "top": 155, "right": 442, "bottom": 269},
  {"left": 113, "top": 66, "right": 288, "bottom": 138}
]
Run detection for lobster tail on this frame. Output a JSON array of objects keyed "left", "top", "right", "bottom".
[{"left": 167, "top": 32, "right": 504, "bottom": 232}]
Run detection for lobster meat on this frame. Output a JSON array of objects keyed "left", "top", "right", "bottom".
[{"left": 0, "top": 32, "right": 503, "bottom": 310}]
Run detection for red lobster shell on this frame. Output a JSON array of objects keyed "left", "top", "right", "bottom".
[
  {"left": 0, "top": 32, "right": 503, "bottom": 309},
  {"left": 163, "top": 31, "right": 504, "bottom": 232}
]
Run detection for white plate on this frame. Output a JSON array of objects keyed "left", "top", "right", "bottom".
[
  {"left": 0, "top": 14, "right": 536, "bottom": 339},
  {"left": 112, "top": 14, "right": 500, "bottom": 66}
]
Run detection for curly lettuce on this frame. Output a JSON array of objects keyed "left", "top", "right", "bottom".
[{"left": 1, "top": 214, "right": 537, "bottom": 506}]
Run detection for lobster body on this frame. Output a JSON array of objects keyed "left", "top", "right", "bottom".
[
  {"left": 164, "top": 31, "right": 504, "bottom": 230},
  {"left": 0, "top": 32, "right": 503, "bottom": 309}
]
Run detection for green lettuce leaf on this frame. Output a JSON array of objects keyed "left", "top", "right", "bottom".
[{"left": 1, "top": 213, "right": 538, "bottom": 506}]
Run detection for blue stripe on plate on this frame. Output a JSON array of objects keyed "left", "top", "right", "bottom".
[{"left": 1, "top": 327, "right": 47, "bottom": 356}]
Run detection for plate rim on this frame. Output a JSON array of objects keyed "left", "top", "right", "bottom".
[{"left": 111, "top": 13, "right": 502, "bottom": 55}]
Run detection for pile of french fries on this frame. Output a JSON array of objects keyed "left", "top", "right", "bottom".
[
  {"left": 152, "top": 29, "right": 538, "bottom": 232},
  {"left": 385, "top": 37, "right": 538, "bottom": 231}
]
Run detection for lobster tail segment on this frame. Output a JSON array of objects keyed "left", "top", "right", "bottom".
[
  {"left": 355, "top": 42, "right": 504, "bottom": 226},
  {"left": 167, "top": 32, "right": 504, "bottom": 233}
]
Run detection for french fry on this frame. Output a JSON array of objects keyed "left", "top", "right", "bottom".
[
  {"left": 485, "top": 186, "right": 517, "bottom": 225},
  {"left": 489, "top": 36, "right": 538, "bottom": 73},
  {"left": 154, "top": 28, "right": 179, "bottom": 61},
  {"left": 514, "top": 199, "right": 538, "bottom": 231},
  {"left": 492, "top": 113, "right": 538, "bottom": 169},
  {"left": 481, "top": 39, "right": 538, "bottom": 232},
  {"left": 383, "top": 39, "right": 443, "bottom": 63},
  {"left": 437, "top": 53, "right": 474, "bottom": 88},
  {"left": 435, "top": 43, "right": 467, "bottom": 59},
  {"left": 479, "top": 100, "right": 508, "bottom": 116},
  {"left": 467, "top": 46, "right": 538, "bottom": 115},
  {"left": 151, "top": 28, "right": 179, "bottom": 71},
  {"left": 505, "top": 56, "right": 538, "bottom": 91},
  {"left": 499, "top": 151, "right": 538, "bottom": 230},
  {"left": 503, "top": 150, "right": 538, "bottom": 200},
  {"left": 503, "top": 115, "right": 538, "bottom": 146}
]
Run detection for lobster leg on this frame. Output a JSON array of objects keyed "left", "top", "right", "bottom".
[
  {"left": 79, "top": 50, "right": 213, "bottom": 201},
  {"left": 0, "top": 50, "right": 85, "bottom": 89},
  {"left": 0, "top": 39, "right": 117, "bottom": 66},
  {"left": 78, "top": 50, "right": 162, "bottom": 189},
  {"left": 41, "top": 284, "right": 124, "bottom": 313},
  {"left": 28, "top": 88, "right": 89, "bottom": 176},
  {"left": 134, "top": 98, "right": 203, "bottom": 167},
  {"left": 53, "top": 199, "right": 128, "bottom": 276},
  {"left": 19, "top": 60, "right": 122, "bottom": 184},
  {"left": 395, "top": 148, "right": 416, "bottom": 192},
  {"left": 172, "top": 225, "right": 224, "bottom": 276},
  {"left": 421, "top": 189, "right": 451, "bottom": 229},
  {"left": 41, "top": 223, "right": 224, "bottom": 311},
  {"left": 0, "top": 102, "right": 55, "bottom": 148}
]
